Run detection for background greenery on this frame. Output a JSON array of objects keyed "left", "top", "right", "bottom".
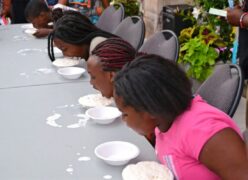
[
  {"left": 178, "top": 0, "right": 236, "bottom": 81},
  {"left": 110, "top": 0, "right": 140, "bottom": 16}
]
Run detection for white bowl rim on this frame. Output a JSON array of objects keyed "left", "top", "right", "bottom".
[
  {"left": 85, "top": 106, "right": 121, "bottom": 120},
  {"left": 57, "top": 67, "right": 86, "bottom": 75},
  {"left": 78, "top": 94, "right": 114, "bottom": 108},
  {"left": 52, "top": 58, "right": 80, "bottom": 67},
  {"left": 94, "top": 141, "right": 140, "bottom": 162}
]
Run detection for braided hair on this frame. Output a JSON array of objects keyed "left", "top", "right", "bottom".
[
  {"left": 91, "top": 37, "right": 139, "bottom": 72},
  {"left": 48, "top": 10, "right": 115, "bottom": 61},
  {"left": 114, "top": 54, "right": 192, "bottom": 123}
]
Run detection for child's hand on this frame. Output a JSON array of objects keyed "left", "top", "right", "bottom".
[{"left": 33, "top": 28, "right": 53, "bottom": 38}]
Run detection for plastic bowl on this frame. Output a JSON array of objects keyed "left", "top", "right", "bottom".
[
  {"left": 86, "top": 106, "right": 121, "bottom": 124},
  {"left": 78, "top": 94, "right": 114, "bottom": 110},
  {"left": 24, "top": 28, "right": 37, "bottom": 35},
  {"left": 52, "top": 58, "right": 81, "bottom": 68},
  {"left": 57, "top": 67, "right": 85, "bottom": 79},
  {"left": 95, "top": 141, "right": 140, "bottom": 166}
]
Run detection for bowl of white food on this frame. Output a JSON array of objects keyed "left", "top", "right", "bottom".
[
  {"left": 24, "top": 28, "right": 37, "bottom": 35},
  {"left": 95, "top": 141, "right": 140, "bottom": 166},
  {"left": 85, "top": 106, "right": 121, "bottom": 124},
  {"left": 57, "top": 67, "right": 86, "bottom": 79},
  {"left": 52, "top": 58, "right": 82, "bottom": 68},
  {"left": 78, "top": 94, "right": 114, "bottom": 109},
  {"left": 122, "top": 161, "right": 174, "bottom": 180}
]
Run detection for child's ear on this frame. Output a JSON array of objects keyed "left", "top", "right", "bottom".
[{"left": 108, "top": 72, "right": 116, "bottom": 83}]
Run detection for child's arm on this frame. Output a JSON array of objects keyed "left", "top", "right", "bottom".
[
  {"left": 1, "top": 0, "right": 11, "bottom": 17},
  {"left": 199, "top": 128, "right": 248, "bottom": 179}
]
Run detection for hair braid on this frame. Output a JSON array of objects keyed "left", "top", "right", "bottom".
[
  {"left": 53, "top": 11, "right": 114, "bottom": 45},
  {"left": 48, "top": 32, "right": 55, "bottom": 62},
  {"left": 47, "top": 10, "right": 115, "bottom": 61},
  {"left": 91, "top": 37, "right": 138, "bottom": 72}
]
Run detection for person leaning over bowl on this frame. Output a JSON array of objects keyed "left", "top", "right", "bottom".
[
  {"left": 24, "top": 0, "right": 79, "bottom": 38},
  {"left": 47, "top": 10, "right": 115, "bottom": 62},
  {"left": 113, "top": 54, "right": 248, "bottom": 180},
  {"left": 87, "top": 38, "right": 155, "bottom": 144},
  {"left": 24, "top": 0, "right": 54, "bottom": 38}
]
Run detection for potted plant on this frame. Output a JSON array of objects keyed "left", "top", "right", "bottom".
[
  {"left": 179, "top": 24, "right": 225, "bottom": 81},
  {"left": 178, "top": 0, "right": 235, "bottom": 82}
]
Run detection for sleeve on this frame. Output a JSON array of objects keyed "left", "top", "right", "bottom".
[{"left": 182, "top": 115, "right": 239, "bottom": 160}]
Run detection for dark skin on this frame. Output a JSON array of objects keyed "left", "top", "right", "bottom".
[
  {"left": 87, "top": 55, "right": 114, "bottom": 98},
  {"left": 86, "top": 57, "right": 157, "bottom": 144},
  {"left": 28, "top": 11, "right": 53, "bottom": 38},
  {"left": 227, "top": 5, "right": 248, "bottom": 28},
  {"left": 114, "top": 92, "right": 248, "bottom": 179},
  {"left": 53, "top": 38, "right": 89, "bottom": 59}
]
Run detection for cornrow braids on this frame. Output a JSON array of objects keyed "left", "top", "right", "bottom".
[
  {"left": 47, "top": 10, "right": 115, "bottom": 61},
  {"left": 91, "top": 37, "right": 137, "bottom": 72}
]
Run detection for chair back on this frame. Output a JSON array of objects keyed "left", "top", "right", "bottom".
[
  {"left": 113, "top": 16, "right": 145, "bottom": 50},
  {"left": 139, "top": 30, "right": 179, "bottom": 61},
  {"left": 195, "top": 64, "right": 244, "bottom": 117},
  {"left": 96, "top": 3, "right": 125, "bottom": 33}
]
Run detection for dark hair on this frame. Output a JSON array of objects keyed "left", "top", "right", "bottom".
[
  {"left": 48, "top": 10, "right": 115, "bottom": 61},
  {"left": 114, "top": 54, "right": 192, "bottom": 123},
  {"left": 91, "top": 37, "right": 137, "bottom": 72},
  {"left": 25, "top": 0, "right": 50, "bottom": 20}
]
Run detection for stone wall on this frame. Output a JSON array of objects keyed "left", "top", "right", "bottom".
[{"left": 143, "top": 0, "right": 193, "bottom": 37}]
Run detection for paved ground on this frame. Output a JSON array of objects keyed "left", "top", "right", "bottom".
[{"left": 233, "top": 97, "right": 246, "bottom": 132}]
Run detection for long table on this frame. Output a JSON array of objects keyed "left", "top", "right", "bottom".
[
  {"left": 0, "top": 24, "right": 156, "bottom": 179},
  {"left": 0, "top": 24, "right": 90, "bottom": 89}
]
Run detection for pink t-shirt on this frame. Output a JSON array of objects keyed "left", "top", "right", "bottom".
[{"left": 155, "top": 95, "right": 241, "bottom": 180}]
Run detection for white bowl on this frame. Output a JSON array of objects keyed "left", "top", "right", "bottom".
[
  {"left": 52, "top": 58, "right": 80, "bottom": 68},
  {"left": 24, "top": 28, "right": 37, "bottom": 35},
  {"left": 86, "top": 106, "right": 121, "bottom": 124},
  {"left": 78, "top": 94, "right": 114, "bottom": 109},
  {"left": 57, "top": 67, "right": 85, "bottom": 79},
  {"left": 122, "top": 161, "right": 174, "bottom": 180},
  {"left": 95, "top": 141, "right": 140, "bottom": 166}
]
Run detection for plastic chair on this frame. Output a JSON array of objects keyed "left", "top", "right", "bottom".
[
  {"left": 139, "top": 30, "right": 179, "bottom": 62},
  {"left": 96, "top": 3, "right": 125, "bottom": 33},
  {"left": 113, "top": 16, "right": 145, "bottom": 50},
  {"left": 195, "top": 64, "right": 244, "bottom": 117}
]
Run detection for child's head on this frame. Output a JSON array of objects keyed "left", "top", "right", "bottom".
[
  {"left": 48, "top": 11, "right": 114, "bottom": 61},
  {"left": 113, "top": 54, "right": 192, "bottom": 136},
  {"left": 25, "top": 0, "right": 52, "bottom": 29},
  {"left": 87, "top": 37, "right": 137, "bottom": 98}
]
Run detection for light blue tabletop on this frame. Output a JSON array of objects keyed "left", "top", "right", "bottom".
[{"left": 0, "top": 24, "right": 90, "bottom": 89}]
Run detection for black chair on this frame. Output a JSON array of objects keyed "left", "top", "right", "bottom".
[
  {"left": 195, "top": 64, "right": 244, "bottom": 117},
  {"left": 113, "top": 16, "right": 145, "bottom": 50},
  {"left": 96, "top": 3, "right": 125, "bottom": 33},
  {"left": 138, "top": 30, "right": 179, "bottom": 62}
]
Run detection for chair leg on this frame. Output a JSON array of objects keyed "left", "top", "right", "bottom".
[{"left": 246, "top": 81, "right": 248, "bottom": 128}]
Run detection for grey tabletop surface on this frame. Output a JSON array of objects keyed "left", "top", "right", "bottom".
[
  {"left": 0, "top": 81, "right": 156, "bottom": 180},
  {"left": 0, "top": 24, "right": 90, "bottom": 89}
]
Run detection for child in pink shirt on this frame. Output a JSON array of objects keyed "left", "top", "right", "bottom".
[
  {"left": 113, "top": 54, "right": 248, "bottom": 180},
  {"left": 155, "top": 95, "right": 241, "bottom": 180}
]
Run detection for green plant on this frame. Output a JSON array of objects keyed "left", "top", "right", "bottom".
[
  {"left": 111, "top": 0, "right": 140, "bottom": 16},
  {"left": 179, "top": 25, "right": 221, "bottom": 81},
  {"left": 178, "top": 0, "right": 236, "bottom": 81}
]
